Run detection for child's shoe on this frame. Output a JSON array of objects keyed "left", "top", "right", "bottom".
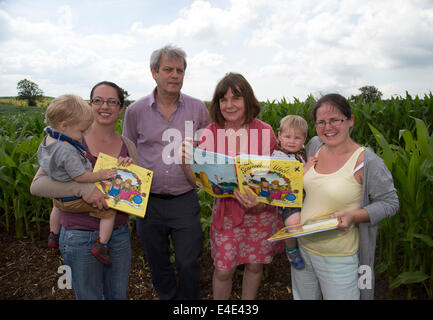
[
  {"left": 91, "top": 238, "right": 112, "bottom": 265},
  {"left": 285, "top": 246, "right": 305, "bottom": 270},
  {"left": 48, "top": 232, "right": 59, "bottom": 248}
]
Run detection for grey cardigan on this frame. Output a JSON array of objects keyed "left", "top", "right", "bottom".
[{"left": 305, "top": 136, "right": 399, "bottom": 300}]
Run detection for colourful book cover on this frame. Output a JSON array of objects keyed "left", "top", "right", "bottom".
[
  {"left": 93, "top": 152, "right": 153, "bottom": 218},
  {"left": 189, "top": 148, "right": 303, "bottom": 207},
  {"left": 267, "top": 215, "right": 340, "bottom": 242},
  {"left": 236, "top": 154, "right": 303, "bottom": 208}
]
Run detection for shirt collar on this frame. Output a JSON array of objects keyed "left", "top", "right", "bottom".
[{"left": 150, "top": 87, "right": 184, "bottom": 109}]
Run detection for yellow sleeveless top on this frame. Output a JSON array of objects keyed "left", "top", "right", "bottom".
[{"left": 298, "top": 147, "right": 363, "bottom": 256}]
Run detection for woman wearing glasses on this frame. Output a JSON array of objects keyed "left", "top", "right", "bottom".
[
  {"left": 30, "top": 81, "right": 138, "bottom": 299},
  {"left": 291, "top": 93, "right": 399, "bottom": 300}
]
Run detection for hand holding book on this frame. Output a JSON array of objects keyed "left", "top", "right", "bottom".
[
  {"left": 267, "top": 214, "right": 340, "bottom": 242},
  {"left": 331, "top": 208, "right": 370, "bottom": 230},
  {"left": 117, "top": 156, "right": 134, "bottom": 166},
  {"left": 180, "top": 138, "right": 195, "bottom": 165},
  {"left": 234, "top": 188, "right": 266, "bottom": 211}
]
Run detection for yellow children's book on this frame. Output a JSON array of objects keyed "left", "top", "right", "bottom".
[
  {"left": 93, "top": 153, "right": 153, "bottom": 218},
  {"left": 267, "top": 215, "right": 340, "bottom": 242},
  {"left": 189, "top": 148, "right": 303, "bottom": 208},
  {"left": 236, "top": 154, "right": 303, "bottom": 208}
]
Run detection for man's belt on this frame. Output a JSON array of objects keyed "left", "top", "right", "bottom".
[{"left": 149, "top": 190, "right": 193, "bottom": 200}]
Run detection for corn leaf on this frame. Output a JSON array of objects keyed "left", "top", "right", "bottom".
[
  {"left": 390, "top": 271, "right": 430, "bottom": 289},
  {"left": 411, "top": 233, "right": 433, "bottom": 247},
  {"left": 368, "top": 123, "right": 394, "bottom": 170},
  {"left": 414, "top": 118, "right": 433, "bottom": 159}
]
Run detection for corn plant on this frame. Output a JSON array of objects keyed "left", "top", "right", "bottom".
[
  {"left": 369, "top": 118, "right": 433, "bottom": 299},
  {"left": 0, "top": 106, "right": 52, "bottom": 238},
  {"left": 197, "top": 189, "right": 213, "bottom": 250},
  {"left": 0, "top": 128, "right": 51, "bottom": 239}
]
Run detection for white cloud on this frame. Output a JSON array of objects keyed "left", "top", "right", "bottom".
[
  {"left": 0, "top": 6, "right": 148, "bottom": 99},
  {"left": 184, "top": 49, "right": 228, "bottom": 99},
  {"left": 247, "top": 0, "right": 433, "bottom": 99},
  {"left": 0, "top": 0, "right": 432, "bottom": 101},
  {"left": 57, "top": 5, "right": 73, "bottom": 30}
]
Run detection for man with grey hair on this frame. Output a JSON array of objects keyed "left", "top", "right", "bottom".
[{"left": 123, "top": 44, "right": 210, "bottom": 299}]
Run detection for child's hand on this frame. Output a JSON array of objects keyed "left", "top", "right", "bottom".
[
  {"left": 304, "top": 156, "right": 318, "bottom": 173},
  {"left": 117, "top": 156, "right": 134, "bottom": 166},
  {"left": 97, "top": 169, "right": 117, "bottom": 181}
]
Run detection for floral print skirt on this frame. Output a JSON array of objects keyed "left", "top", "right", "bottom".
[{"left": 210, "top": 199, "right": 284, "bottom": 271}]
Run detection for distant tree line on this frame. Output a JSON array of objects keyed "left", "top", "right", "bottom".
[{"left": 16, "top": 79, "right": 383, "bottom": 107}]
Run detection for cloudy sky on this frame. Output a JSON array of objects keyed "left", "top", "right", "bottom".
[{"left": 1, "top": 0, "right": 432, "bottom": 102}]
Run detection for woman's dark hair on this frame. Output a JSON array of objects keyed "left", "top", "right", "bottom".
[
  {"left": 311, "top": 93, "right": 352, "bottom": 123},
  {"left": 90, "top": 81, "right": 125, "bottom": 108},
  {"left": 209, "top": 72, "right": 261, "bottom": 126}
]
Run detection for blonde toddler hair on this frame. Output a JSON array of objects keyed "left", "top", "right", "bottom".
[
  {"left": 45, "top": 94, "right": 93, "bottom": 129},
  {"left": 278, "top": 115, "right": 308, "bottom": 137}
]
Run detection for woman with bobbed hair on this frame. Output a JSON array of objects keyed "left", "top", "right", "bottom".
[{"left": 191, "top": 72, "right": 283, "bottom": 299}]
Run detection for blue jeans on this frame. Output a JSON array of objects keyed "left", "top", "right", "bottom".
[
  {"left": 59, "top": 223, "right": 131, "bottom": 300},
  {"left": 291, "top": 246, "right": 360, "bottom": 300}
]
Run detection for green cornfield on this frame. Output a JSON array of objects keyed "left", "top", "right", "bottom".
[{"left": 1, "top": 93, "right": 432, "bottom": 299}]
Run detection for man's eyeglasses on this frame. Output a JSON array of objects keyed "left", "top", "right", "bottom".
[
  {"left": 315, "top": 118, "right": 347, "bottom": 128},
  {"left": 90, "top": 98, "right": 120, "bottom": 107}
]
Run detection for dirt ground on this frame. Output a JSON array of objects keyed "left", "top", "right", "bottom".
[{"left": 0, "top": 223, "right": 427, "bottom": 300}]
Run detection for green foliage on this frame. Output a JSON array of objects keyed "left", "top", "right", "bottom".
[
  {"left": 370, "top": 118, "right": 433, "bottom": 299},
  {"left": 198, "top": 189, "right": 213, "bottom": 250},
  {"left": 0, "top": 108, "right": 51, "bottom": 239},
  {"left": 350, "top": 85, "right": 383, "bottom": 103}
]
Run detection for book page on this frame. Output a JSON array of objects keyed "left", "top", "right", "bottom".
[
  {"left": 267, "top": 216, "right": 339, "bottom": 241},
  {"left": 189, "top": 148, "right": 238, "bottom": 198}
]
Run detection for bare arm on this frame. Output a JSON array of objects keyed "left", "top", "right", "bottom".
[
  {"left": 30, "top": 167, "right": 95, "bottom": 200},
  {"left": 73, "top": 168, "right": 117, "bottom": 183},
  {"left": 303, "top": 156, "right": 318, "bottom": 174},
  {"left": 182, "top": 163, "right": 197, "bottom": 187},
  {"left": 30, "top": 167, "right": 109, "bottom": 208},
  {"left": 179, "top": 138, "right": 197, "bottom": 187}
]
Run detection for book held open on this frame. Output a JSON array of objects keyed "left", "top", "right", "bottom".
[
  {"left": 189, "top": 148, "right": 304, "bottom": 208},
  {"left": 267, "top": 215, "right": 340, "bottom": 242}
]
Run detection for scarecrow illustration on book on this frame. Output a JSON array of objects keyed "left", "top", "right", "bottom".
[
  {"left": 101, "top": 169, "right": 146, "bottom": 207},
  {"left": 243, "top": 172, "right": 298, "bottom": 203}
]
